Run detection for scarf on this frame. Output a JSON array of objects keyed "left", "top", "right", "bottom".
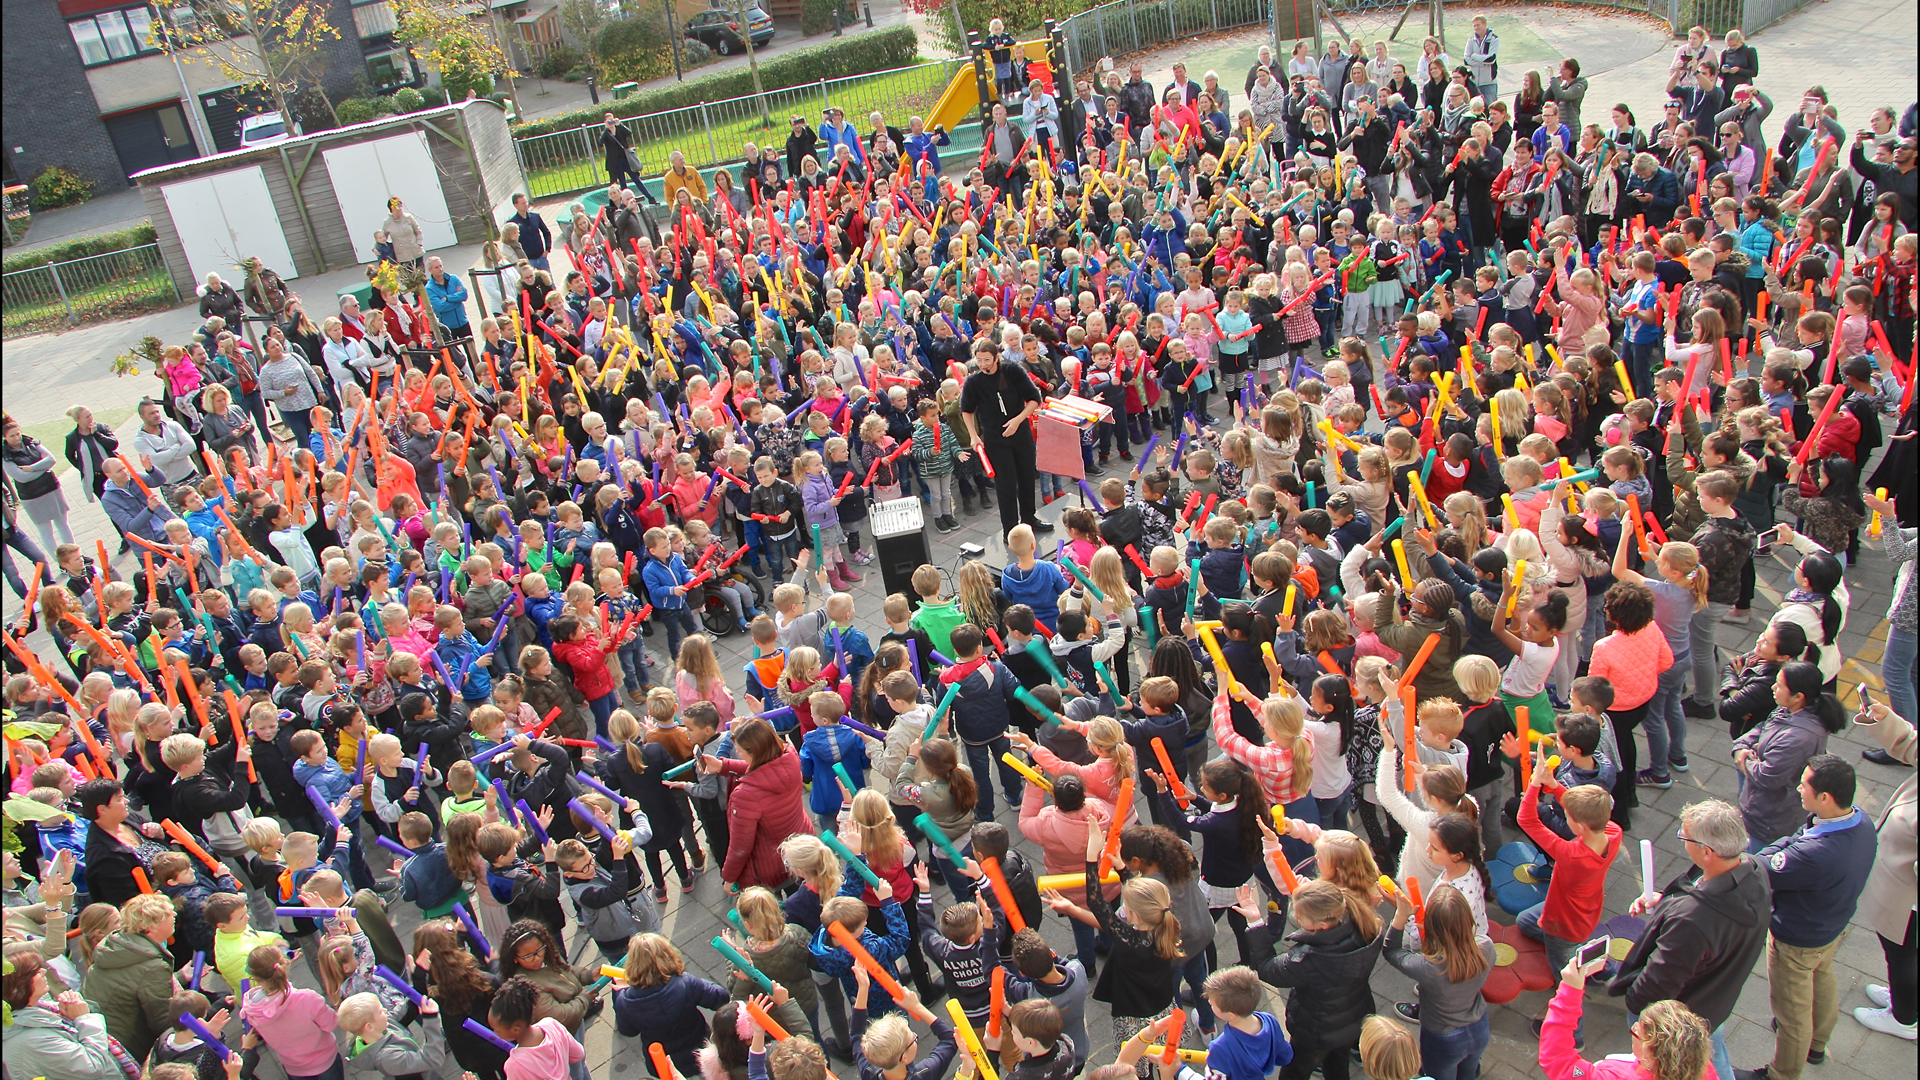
[{"left": 1783, "top": 586, "right": 1824, "bottom": 607}]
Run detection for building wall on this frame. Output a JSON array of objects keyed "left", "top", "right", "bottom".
[
  {"left": 0, "top": 0, "right": 129, "bottom": 191},
  {"left": 85, "top": 41, "right": 248, "bottom": 131}
]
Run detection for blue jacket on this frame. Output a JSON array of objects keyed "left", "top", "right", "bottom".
[
  {"left": 432, "top": 631, "right": 492, "bottom": 702},
  {"left": 1141, "top": 209, "right": 1189, "bottom": 265},
  {"left": 1736, "top": 219, "right": 1777, "bottom": 279},
  {"left": 523, "top": 593, "right": 564, "bottom": 648},
  {"left": 1206, "top": 1012, "right": 1294, "bottom": 1080},
  {"left": 397, "top": 841, "right": 464, "bottom": 912},
  {"left": 640, "top": 553, "right": 692, "bottom": 610},
  {"left": 613, "top": 972, "right": 730, "bottom": 1055},
  {"left": 809, "top": 893, "right": 911, "bottom": 1002},
  {"left": 825, "top": 625, "right": 875, "bottom": 691},
  {"left": 424, "top": 272, "right": 470, "bottom": 329},
  {"left": 1757, "top": 808, "right": 1876, "bottom": 948},
  {"left": 818, "top": 120, "right": 867, "bottom": 164},
  {"left": 950, "top": 659, "right": 1024, "bottom": 744},
  {"left": 101, "top": 473, "right": 170, "bottom": 543},
  {"left": 1000, "top": 560, "right": 1069, "bottom": 629},
  {"left": 292, "top": 756, "right": 363, "bottom": 824},
  {"left": 799, "top": 724, "right": 872, "bottom": 815}
]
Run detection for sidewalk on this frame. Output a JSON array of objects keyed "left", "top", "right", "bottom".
[
  {"left": 516, "top": 0, "right": 948, "bottom": 123},
  {"left": 5, "top": 187, "right": 150, "bottom": 253}
]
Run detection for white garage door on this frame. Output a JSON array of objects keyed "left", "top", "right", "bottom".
[
  {"left": 159, "top": 166, "right": 298, "bottom": 288},
  {"left": 324, "top": 132, "right": 459, "bottom": 263}
]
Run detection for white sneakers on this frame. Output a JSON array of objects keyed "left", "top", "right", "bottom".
[{"left": 1854, "top": 991, "right": 1917, "bottom": 1040}]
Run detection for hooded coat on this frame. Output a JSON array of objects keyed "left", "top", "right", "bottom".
[
  {"left": 0, "top": 1005, "right": 126, "bottom": 1080},
  {"left": 1246, "top": 914, "right": 1383, "bottom": 1051},
  {"left": 1607, "top": 855, "right": 1771, "bottom": 1028},
  {"left": 80, "top": 929, "right": 178, "bottom": 1061}
]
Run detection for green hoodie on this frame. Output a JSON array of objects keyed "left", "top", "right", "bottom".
[{"left": 78, "top": 930, "right": 176, "bottom": 1062}]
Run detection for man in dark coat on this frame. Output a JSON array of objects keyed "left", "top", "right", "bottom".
[{"left": 1609, "top": 798, "right": 1770, "bottom": 1080}]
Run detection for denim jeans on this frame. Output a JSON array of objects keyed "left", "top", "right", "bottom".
[
  {"left": 0, "top": 527, "right": 53, "bottom": 598},
  {"left": 589, "top": 692, "right": 615, "bottom": 737},
  {"left": 963, "top": 735, "right": 1022, "bottom": 820},
  {"left": 1883, "top": 624, "right": 1917, "bottom": 724},
  {"left": 1419, "top": 1013, "right": 1490, "bottom": 1080},
  {"left": 762, "top": 530, "right": 797, "bottom": 580},
  {"left": 1173, "top": 950, "right": 1215, "bottom": 1029},
  {"left": 1315, "top": 788, "right": 1354, "bottom": 832},
  {"left": 1643, "top": 658, "right": 1691, "bottom": 775},
  {"left": 617, "top": 634, "right": 650, "bottom": 693},
  {"left": 1517, "top": 902, "right": 1583, "bottom": 1035},
  {"left": 1689, "top": 602, "right": 1731, "bottom": 706},
  {"left": 659, "top": 605, "right": 698, "bottom": 661}
]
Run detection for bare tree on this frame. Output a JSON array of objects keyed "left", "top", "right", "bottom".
[{"left": 159, "top": 0, "right": 344, "bottom": 129}]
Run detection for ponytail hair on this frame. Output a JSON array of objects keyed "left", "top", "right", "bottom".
[
  {"left": 1261, "top": 694, "right": 1313, "bottom": 794},
  {"left": 1795, "top": 553, "right": 1845, "bottom": 650},
  {"left": 1430, "top": 813, "right": 1493, "bottom": 903},
  {"left": 1120, "top": 876, "right": 1183, "bottom": 960},
  {"left": 918, "top": 739, "right": 979, "bottom": 812},
  {"left": 1657, "top": 541, "right": 1710, "bottom": 611},
  {"left": 1200, "top": 759, "right": 1268, "bottom": 864},
  {"left": 611, "top": 708, "right": 648, "bottom": 774},
  {"left": 1420, "top": 765, "right": 1475, "bottom": 824},
  {"left": 1087, "top": 716, "right": 1136, "bottom": 783},
  {"left": 1779, "top": 660, "right": 1847, "bottom": 733}
]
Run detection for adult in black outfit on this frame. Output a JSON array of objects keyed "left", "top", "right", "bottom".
[{"left": 960, "top": 343, "right": 1052, "bottom": 537}]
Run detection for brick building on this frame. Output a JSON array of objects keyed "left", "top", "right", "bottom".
[{"left": 2, "top": 0, "right": 418, "bottom": 194}]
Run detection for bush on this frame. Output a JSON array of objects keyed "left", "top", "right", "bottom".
[
  {"left": 393, "top": 86, "right": 425, "bottom": 112},
  {"left": 336, "top": 98, "right": 375, "bottom": 125},
  {"left": 29, "top": 166, "right": 93, "bottom": 210},
  {"left": 3, "top": 223, "right": 157, "bottom": 273},
  {"left": 520, "top": 25, "right": 920, "bottom": 136},
  {"left": 538, "top": 43, "right": 583, "bottom": 80},
  {"left": 801, "top": 0, "right": 859, "bottom": 36},
  {"left": 910, "top": 0, "right": 1076, "bottom": 54}
]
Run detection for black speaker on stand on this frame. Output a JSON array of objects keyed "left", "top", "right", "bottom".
[{"left": 871, "top": 498, "right": 932, "bottom": 598}]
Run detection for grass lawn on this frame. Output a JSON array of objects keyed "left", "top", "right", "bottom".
[
  {"left": 519, "top": 65, "right": 956, "bottom": 199},
  {"left": 2, "top": 267, "right": 178, "bottom": 339},
  {"left": 18, "top": 405, "right": 138, "bottom": 477}
]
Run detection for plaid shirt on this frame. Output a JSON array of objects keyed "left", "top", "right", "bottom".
[{"left": 1213, "top": 693, "right": 1308, "bottom": 805}]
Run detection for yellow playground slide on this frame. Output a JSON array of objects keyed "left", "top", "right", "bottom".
[{"left": 926, "top": 39, "right": 1053, "bottom": 133}]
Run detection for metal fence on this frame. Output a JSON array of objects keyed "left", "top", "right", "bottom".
[
  {"left": 1057, "top": 0, "right": 1273, "bottom": 79},
  {"left": 2, "top": 243, "right": 180, "bottom": 338},
  {"left": 1676, "top": 0, "right": 1809, "bottom": 34},
  {"left": 512, "top": 59, "right": 967, "bottom": 199}
]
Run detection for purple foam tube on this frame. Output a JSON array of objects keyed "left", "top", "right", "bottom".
[
  {"left": 464, "top": 1017, "right": 515, "bottom": 1052},
  {"left": 374, "top": 835, "right": 412, "bottom": 861},
  {"left": 568, "top": 797, "right": 618, "bottom": 841},
  {"left": 452, "top": 902, "right": 491, "bottom": 958},
  {"left": 375, "top": 964, "right": 427, "bottom": 1005},
  {"left": 306, "top": 786, "right": 342, "bottom": 830},
  {"left": 517, "top": 800, "right": 550, "bottom": 843}
]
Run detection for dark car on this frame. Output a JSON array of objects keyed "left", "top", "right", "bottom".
[{"left": 683, "top": 6, "right": 775, "bottom": 54}]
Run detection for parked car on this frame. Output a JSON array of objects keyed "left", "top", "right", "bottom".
[
  {"left": 238, "top": 111, "right": 298, "bottom": 149},
  {"left": 683, "top": 6, "right": 775, "bottom": 54}
]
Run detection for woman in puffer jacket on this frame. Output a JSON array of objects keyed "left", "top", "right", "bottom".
[
  {"left": 1244, "top": 878, "right": 1385, "bottom": 1080},
  {"left": 708, "top": 717, "right": 813, "bottom": 889}
]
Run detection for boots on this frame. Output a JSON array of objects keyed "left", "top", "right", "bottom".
[
  {"left": 978, "top": 485, "right": 994, "bottom": 510},
  {"left": 834, "top": 562, "right": 864, "bottom": 585},
  {"left": 960, "top": 490, "right": 976, "bottom": 515}
]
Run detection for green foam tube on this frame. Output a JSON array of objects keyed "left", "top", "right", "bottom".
[
  {"left": 711, "top": 936, "right": 777, "bottom": 993},
  {"left": 1061, "top": 557, "right": 1106, "bottom": 602},
  {"left": 819, "top": 829, "right": 882, "bottom": 887},
  {"left": 1092, "top": 658, "right": 1126, "bottom": 707},
  {"left": 925, "top": 682, "right": 962, "bottom": 741},
  {"left": 1024, "top": 637, "right": 1070, "bottom": 688},
  {"left": 915, "top": 812, "right": 969, "bottom": 868},
  {"left": 1013, "top": 684, "right": 1061, "bottom": 724}
]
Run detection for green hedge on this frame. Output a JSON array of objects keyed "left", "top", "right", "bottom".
[
  {"left": 800, "top": 0, "right": 860, "bottom": 36},
  {"left": 4, "top": 223, "right": 158, "bottom": 273},
  {"left": 515, "top": 25, "right": 922, "bottom": 137}
]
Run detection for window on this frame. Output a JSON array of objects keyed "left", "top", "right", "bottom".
[{"left": 69, "top": 7, "right": 164, "bottom": 66}]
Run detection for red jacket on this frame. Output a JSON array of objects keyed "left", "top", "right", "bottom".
[
  {"left": 551, "top": 635, "right": 616, "bottom": 700},
  {"left": 1517, "top": 788, "right": 1622, "bottom": 941},
  {"left": 1807, "top": 405, "right": 1860, "bottom": 464},
  {"left": 719, "top": 749, "right": 812, "bottom": 888}
]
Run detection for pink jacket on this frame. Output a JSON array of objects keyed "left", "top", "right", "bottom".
[
  {"left": 670, "top": 472, "right": 721, "bottom": 526},
  {"left": 676, "top": 670, "right": 736, "bottom": 727},
  {"left": 505, "top": 1017, "right": 584, "bottom": 1080},
  {"left": 242, "top": 986, "right": 339, "bottom": 1076},
  {"left": 1029, "top": 744, "right": 1124, "bottom": 805},
  {"left": 1016, "top": 782, "right": 1113, "bottom": 902},
  {"left": 1539, "top": 983, "right": 1669, "bottom": 1080}
]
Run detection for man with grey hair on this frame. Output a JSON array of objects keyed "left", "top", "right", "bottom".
[{"left": 1609, "top": 799, "right": 1769, "bottom": 1080}]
